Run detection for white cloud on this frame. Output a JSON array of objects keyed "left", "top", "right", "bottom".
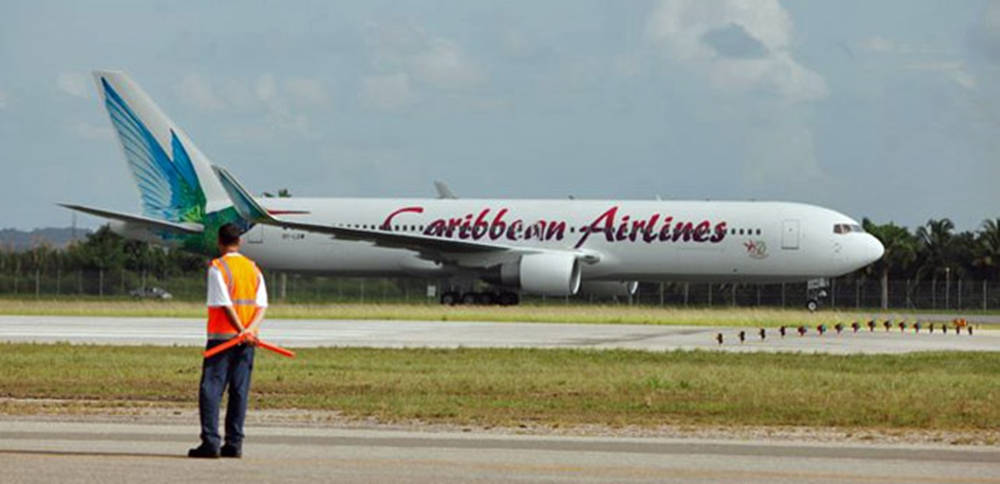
[
  {"left": 743, "top": 122, "right": 827, "bottom": 186},
  {"left": 56, "top": 72, "right": 89, "bottom": 98},
  {"left": 364, "top": 21, "right": 486, "bottom": 98},
  {"left": 361, "top": 73, "right": 416, "bottom": 111},
  {"left": 220, "top": 79, "right": 258, "bottom": 111},
  {"left": 906, "top": 62, "right": 977, "bottom": 90},
  {"left": 410, "top": 38, "right": 484, "bottom": 89},
  {"left": 284, "top": 77, "right": 330, "bottom": 107},
  {"left": 175, "top": 73, "right": 226, "bottom": 111},
  {"left": 72, "top": 122, "right": 113, "bottom": 141},
  {"left": 861, "top": 36, "right": 895, "bottom": 53},
  {"left": 646, "top": 0, "right": 828, "bottom": 103},
  {"left": 256, "top": 74, "right": 276, "bottom": 102},
  {"left": 173, "top": 73, "right": 332, "bottom": 114}
]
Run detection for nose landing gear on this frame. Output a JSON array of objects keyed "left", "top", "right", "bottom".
[{"left": 805, "top": 278, "right": 830, "bottom": 312}]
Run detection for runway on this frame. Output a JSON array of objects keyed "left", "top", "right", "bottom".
[
  {"left": 1, "top": 420, "right": 998, "bottom": 484},
  {"left": 0, "top": 315, "right": 996, "bottom": 354}
]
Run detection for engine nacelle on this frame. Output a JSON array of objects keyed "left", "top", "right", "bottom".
[
  {"left": 578, "top": 281, "right": 638, "bottom": 298},
  {"left": 500, "top": 253, "right": 581, "bottom": 296}
]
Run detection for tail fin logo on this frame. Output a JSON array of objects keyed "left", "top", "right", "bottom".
[{"left": 101, "top": 78, "right": 206, "bottom": 224}]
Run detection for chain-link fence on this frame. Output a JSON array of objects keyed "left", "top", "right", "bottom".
[
  {"left": 628, "top": 279, "right": 1000, "bottom": 310},
  {"left": 1, "top": 267, "right": 998, "bottom": 310}
]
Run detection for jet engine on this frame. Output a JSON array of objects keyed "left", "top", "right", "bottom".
[{"left": 499, "top": 253, "right": 581, "bottom": 296}]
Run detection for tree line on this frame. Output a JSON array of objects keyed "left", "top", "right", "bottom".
[
  {"left": 863, "top": 218, "right": 1000, "bottom": 308},
  {"left": 0, "top": 225, "right": 205, "bottom": 280}
]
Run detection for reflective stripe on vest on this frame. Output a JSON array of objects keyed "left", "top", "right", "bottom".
[{"left": 207, "top": 254, "right": 262, "bottom": 338}]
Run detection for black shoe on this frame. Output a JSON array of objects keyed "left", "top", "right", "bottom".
[
  {"left": 187, "top": 444, "right": 220, "bottom": 458},
  {"left": 220, "top": 444, "right": 242, "bottom": 458}
]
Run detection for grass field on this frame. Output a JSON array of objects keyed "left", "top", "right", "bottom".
[
  {"left": 1, "top": 343, "right": 997, "bottom": 432},
  {"left": 0, "top": 299, "right": 955, "bottom": 327}
]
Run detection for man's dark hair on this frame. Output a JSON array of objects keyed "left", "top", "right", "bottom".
[{"left": 218, "top": 223, "right": 242, "bottom": 246}]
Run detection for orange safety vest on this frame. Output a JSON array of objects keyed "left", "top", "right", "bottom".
[{"left": 207, "top": 253, "right": 262, "bottom": 340}]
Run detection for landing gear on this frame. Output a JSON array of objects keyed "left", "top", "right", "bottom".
[
  {"left": 439, "top": 290, "right": 520, "bottom": 306},
  {"left": 497, "top": 291, "right": 519, "bottom": 306},
  {"left": 805, "top": 278, "right": 829, "bottom": 312}
]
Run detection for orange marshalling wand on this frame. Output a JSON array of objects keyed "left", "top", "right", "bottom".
[{"left": 203, "top": 333, "right": 295, "bottom": 359}]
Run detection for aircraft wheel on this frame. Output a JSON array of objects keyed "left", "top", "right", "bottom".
[
  {"left": 461, "top": 292, "right": 479, "bottom": 305},
  {"left": 497, "top": 291, "right": 520, "bottom": 306},
  {"left": 440, "top": 291, "right": 460, "bottom": 306},
  {"left": 805, "top": 299, "right": 819, "bottom": 312}
]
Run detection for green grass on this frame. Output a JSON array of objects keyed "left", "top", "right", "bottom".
[
  {"left": 0, "top": 299, "right": 957, "bottom": 327},
  {"left": 1, "top": 343, "right": 998, "bottom": 430}
]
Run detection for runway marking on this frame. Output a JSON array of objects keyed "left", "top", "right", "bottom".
[
  {"left": 0, "top": 449, "right": 187, "bottom": 459},
  {"left": 3, "top": 431, "right": 998, "bottom": 463}
]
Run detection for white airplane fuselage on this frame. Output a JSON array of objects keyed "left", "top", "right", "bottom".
[{"left": 235, "top": 197, "right": 883, "bottom": 283}]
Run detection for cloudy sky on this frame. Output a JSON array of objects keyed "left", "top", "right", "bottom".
[{"left": 1, "top": 0, "right": 998, "bottom": 231}]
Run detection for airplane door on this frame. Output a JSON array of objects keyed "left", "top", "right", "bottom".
[
  {"left": 781, "top": 219, "right": 799, "bottom": 250},
  {"left": 246, "top": 224, "right": 263, "bottom": 244}
]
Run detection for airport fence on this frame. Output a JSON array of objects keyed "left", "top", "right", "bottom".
[
  {"left": 0, "top": 267, "right": 998, "bottom": 311},
  {"left": 626, "top": 278, "right": 1000, "bottom": 311}
]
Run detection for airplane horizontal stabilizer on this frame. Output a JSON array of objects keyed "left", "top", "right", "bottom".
[{"left": 59, "top": 203, "right": 203, "bottom": 234}]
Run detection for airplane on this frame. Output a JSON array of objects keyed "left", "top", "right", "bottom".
[{"left": 63, "top": 70, "right": 884, "bottom": 309}]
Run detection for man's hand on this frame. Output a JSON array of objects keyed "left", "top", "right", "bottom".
[{"left": 238, "top": 329, "right": 258, "bottom": 347}]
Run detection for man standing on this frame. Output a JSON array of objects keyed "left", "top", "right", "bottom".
[{"left": 189, "top": 223, "right": 268, "bottom": 458}]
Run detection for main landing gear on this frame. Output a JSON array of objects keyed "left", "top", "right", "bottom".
[{"left": 440, "top": 291, "right": 520, "bottom": 306}]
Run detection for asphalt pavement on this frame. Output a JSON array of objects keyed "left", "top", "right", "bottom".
[
  {"left": 2, "top": 420, "right": 998, "bottom": 484},
  {"left": 0, "top": 315, "right": 996, "bottom": 354}
]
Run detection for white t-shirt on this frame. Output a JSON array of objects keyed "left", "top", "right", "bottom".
[{"left": 206, "top": 253, "right": 269, "bottom": 308}]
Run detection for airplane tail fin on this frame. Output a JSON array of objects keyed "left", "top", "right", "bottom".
[{"left": 93, "top": 70, "right": 230, "bottom": 224}]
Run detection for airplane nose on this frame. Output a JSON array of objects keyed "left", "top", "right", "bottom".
[{"left": 864, "top": 234, "right": 885, "bottom": 263}]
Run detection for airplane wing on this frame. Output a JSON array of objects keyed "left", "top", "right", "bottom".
[
  {"left": 59, "top": 203, "right": 203, "bottom": 234},
  {"left": 211, "top": 166, "right": 599, "bottom": 264}
]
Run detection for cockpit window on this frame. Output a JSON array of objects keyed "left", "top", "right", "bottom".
[{"left": 834, "top": 223, "right": 865, "bottom": 234}]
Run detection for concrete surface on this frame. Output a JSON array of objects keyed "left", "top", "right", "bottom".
[
  {"left": 0, "top": 315, "right": 997, "bottom": 354},
  {"left": 1, "top": 420, "right": 998, "bottom": 484}
]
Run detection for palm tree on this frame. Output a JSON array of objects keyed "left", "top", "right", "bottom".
[
  {"left": 863, "top": 219, "right": 918, "bottom": 309},
  {"left": 974, "top": 218, "right": 1000, "bottom": 281},
  {"left": 916, "top": 218, "right": 956, "bottom": 308}
]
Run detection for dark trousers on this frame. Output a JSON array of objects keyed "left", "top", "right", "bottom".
[{"left": 199, "top": 339, "right": 255, "bottom": 450}]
